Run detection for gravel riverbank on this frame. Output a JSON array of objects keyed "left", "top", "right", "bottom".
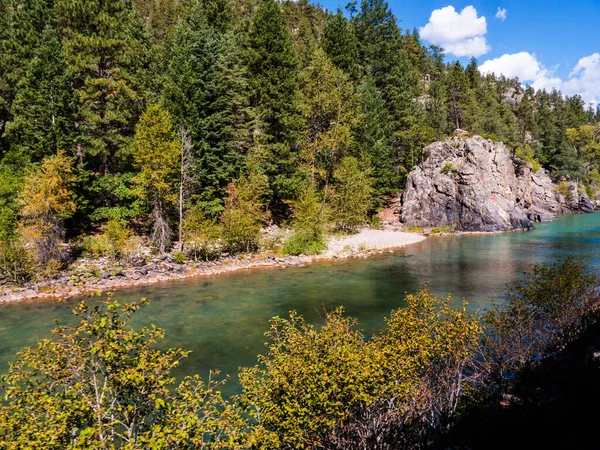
[{"left": 0, "top": 229, "right": 426, "bottom": 303}]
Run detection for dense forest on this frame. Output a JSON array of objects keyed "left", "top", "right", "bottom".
[{"left": 1, "top": 0, "right": 599, "bottom": 281}]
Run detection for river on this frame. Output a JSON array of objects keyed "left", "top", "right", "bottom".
[{"left": 1, "top": 212, "right": 598, "bottom": 393}]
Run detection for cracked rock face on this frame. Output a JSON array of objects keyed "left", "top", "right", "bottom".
[{"left": 401, "top": 135, "right": 592, "bottom": 232}]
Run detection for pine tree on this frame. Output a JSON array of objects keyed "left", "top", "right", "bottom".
[
  {"left": 163, "top": 5, "right": 249, "bottom": 215},
  {"left": 353, "top": 75, "right": 398, "bottom": 196},
  {"left": 423, "top": 46, "right": 448, "bottom": 139},
  {"left": 535, "top": 90, "right": 565, "bottom": 167},
  {"left": 564, "top": 95, "right": 588, "bottom": 129},
  {"left": 353, "top": 0, "right": 400, "bottom": 79},
  {"left": 446, "top": 61, "right": 475, "bottom": 131},
  {"left": 465, "top": 57, "right": 481, "bottom": 90},
  {"left": 198, "top": 0, "right": 234, "bottom": 33},
  {"left": 402, "top": 28, "right": 427, "bottom": 75},
  {"left": 0, "top": 0, "right": 56, "bottom": 155},
  {"left": 132, "top": 105, "right": 180, "bottom": 253},
  {"left": 322, "top": 9, "right": 360, "bottom": 79},
  {"left": 3, "top": 29, "right": 77, "bottom": 167},
  {"left": 353, "top": 0, "right": 420, "bottom": 172},
  {"left": 244, "top": 0, "right": 303, "bottom": 204},
  {"left": 55, "top": 0, "right": 152, "bottom": 174},
  {"left": 516, "top": 89, "right": 535, "bottom": 146}
]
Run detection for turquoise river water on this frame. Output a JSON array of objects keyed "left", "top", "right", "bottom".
[{"left": 1, "top": 212, "right": 599, "bottom": 393}]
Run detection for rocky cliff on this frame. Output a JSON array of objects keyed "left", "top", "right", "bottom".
[{"left": 401, "top": 135, "right": 594, "bottom": 232}]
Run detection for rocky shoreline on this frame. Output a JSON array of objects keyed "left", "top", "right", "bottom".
[{"left": 0, "top": 230, "right": 426, "bottom": 304}]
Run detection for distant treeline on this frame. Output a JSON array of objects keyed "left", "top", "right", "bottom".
[
  {"left": 1, "top": 257, "right": 598, "bottom": 448},
  {"left": 1, "top": 0, "right": 599, "bottom": 279}
]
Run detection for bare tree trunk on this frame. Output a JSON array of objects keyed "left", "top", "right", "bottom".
[
  {"left": 178, "top": 126, "right": 194, "bottom": 252},
  {"left": 179, "top": 174, "right": 184, "bottom": 252},
  {"left": 152, "top": 199, "right": 171, "bottom": 255},
  {"left": 452, "top": 85, "right": 460, "bottom": 130},
  {"left": 76, "top": 143, "right": 84, "bottom": 165}
]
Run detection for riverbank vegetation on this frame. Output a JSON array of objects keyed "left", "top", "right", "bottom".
[
  {"left": 2, "top": 0, "right": 600, "bottom": 285},
  {"left": 1, "top": 258, "right": 598, "bottom": 448}
]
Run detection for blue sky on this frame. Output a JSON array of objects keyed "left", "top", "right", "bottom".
[{"left": 313, "top": 0, "right": 600, "bottom": 106}]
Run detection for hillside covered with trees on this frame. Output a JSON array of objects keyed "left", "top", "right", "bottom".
[{"left": 1, "top": 0, "right": 599, "bottom": 282}]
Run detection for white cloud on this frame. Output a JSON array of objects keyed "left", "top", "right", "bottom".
[
  {"left": 479, "top": 52, "right": 600, "bottom": 106},
  {"left": 563, "top": 53, "right": 600, "bottom": 106},
  {"left": 479, "top": 52, "right": 541, "bottom": 80},
  {"left": 495, "top": 7, "right": 507, "bottom": 21},
  {"left": 420, "top": 6, "right": 491, "bottom": 57}
]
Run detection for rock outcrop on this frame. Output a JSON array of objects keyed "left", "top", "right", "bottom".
[{"left": 401, "top": 135, "right": 594, "bottom": 232}]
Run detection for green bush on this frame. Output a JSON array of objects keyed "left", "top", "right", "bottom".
[
  {"left": 0, "top": 238, "right": 33, "bottom": 284},
  {"left": 240, "top": 288, "right": 480, "bottom": 449},
  {"left": 183, "top": 205, "right": 221, "bottom": 260},
  {"left": 430, "top": 226, "right": 456, "bottom": 234},
  {"left": 80, "top": 220, "right": 139, "bottom": 262},
  {"left": 0, "top": 165, "right": 22, "bottom": 243},
  {"left": 515, "top": 145, "right": 541, "bottom": 172},
  {"left": 368, "top": 215, "right": 382, "bottom": 229},
  {"left": 0, "top": 297, "right": 243, "bottom": 448},
  {"left": 221, "top": 170, "right": 267, "bottom": 253},
  {"left": 284, "top": 183, "right": 328, "bottom": 256},
  {"left": 172, "top": 251, "right": 185, "bottom": 264},
  {"left": 440, "top": 162, "right": 458, "bottom": 175},
  {"left": 283, "top": 232, "right": 326, "bottom": 256},
  {"left": 553, "top": 180, "right": 573, "bottom": 201}
]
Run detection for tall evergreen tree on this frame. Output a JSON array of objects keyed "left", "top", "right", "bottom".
[
  {"left": 353, "top": 0, "right": 400, "bottom": 79},
  {"left": 353, "top": 0, "right": 420, "bottom": 171},
  {"left": 3, "top": 30, "right": 77, "bottom": 167},
  {"left": 244, "top": 0, "right": 303, "bottom": 204},
  {"left": 516, "top": 89, "right": 535, "bottom": 146},
  {"left": 402, "top": 28, "right": 427, "bottom": 75},
  {"left": 353, "top": 75, "right": 398, "bottom": 196},
  {"left": 423, "top": 46, "right": 448, "bottom": 139},
  {"left": 534, "top": 90, "right": 565, "bottom": 167},
  {"left": 55, "top": 0, "right": 152, "bottom": 174},
  {"left": 163, "top": 4, "right": 249, "bottom": 215},
  {"left": 564, "top": 95, "right": 588, "bottom": 129},
  {"left": 322, "top": 9, "right": 360, "bottom": 80},
  {"left": 0, "top": 0, "right": 56, "bottom": 155},
  {"left": 446, "top": 61, "right": 475, "bottom": 131}
]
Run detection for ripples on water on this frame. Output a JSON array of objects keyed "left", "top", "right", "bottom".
[{"left": 1, "top": 212, "right": 598, "bottom": 392}]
